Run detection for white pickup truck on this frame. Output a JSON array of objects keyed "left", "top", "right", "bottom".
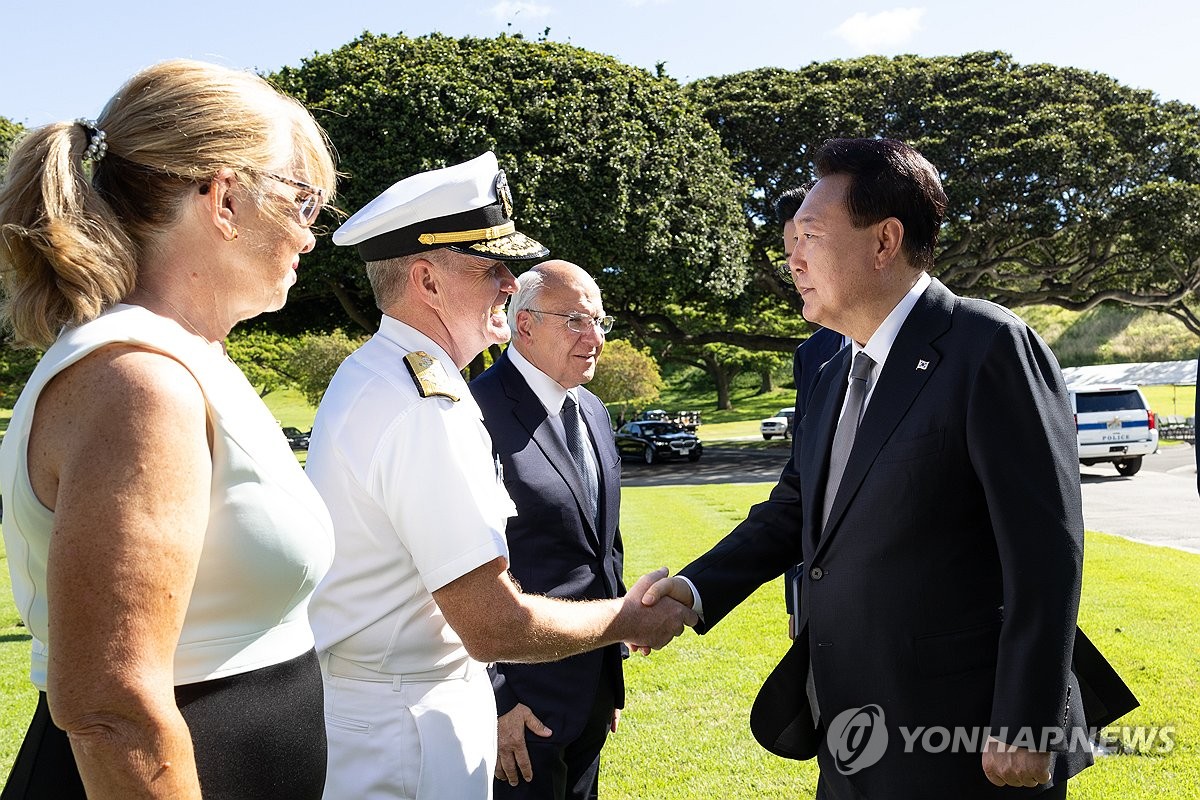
[{"left": 760, "top": 408, "right": 795, "bottom": 440}]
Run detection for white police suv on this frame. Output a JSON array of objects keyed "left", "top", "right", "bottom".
[{"left": 1070, "top": 384, "right": 1158, "bottom": 476}]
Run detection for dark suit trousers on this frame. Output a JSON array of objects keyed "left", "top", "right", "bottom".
[
  {"left": 814, "top": 741, "right": 1069, "bottom": 800},
  {"left": 494, "top": 676, "right": 615, "bottom": 800}
]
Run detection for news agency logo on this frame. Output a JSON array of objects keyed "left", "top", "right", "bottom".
[
  {"left": 826, "top": 704, "right": 889, "bottom": 774},
  {"left": 825, "top": 703, "right": 1175, "bottom": 775}
]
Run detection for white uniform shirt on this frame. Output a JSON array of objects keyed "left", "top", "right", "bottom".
[{"left": 306, "top": 316, "right": 515, "bottom": 677}]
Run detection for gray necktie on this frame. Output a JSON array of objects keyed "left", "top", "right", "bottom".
[
  {"left": 809, "top": 351, "right": 873, "bottom": 725},
  {"left": 562, "top": 393, "right": 599, "bottom": 522},
  {"left": 821, "top": 351, "right": 875, "bottom": 529}
]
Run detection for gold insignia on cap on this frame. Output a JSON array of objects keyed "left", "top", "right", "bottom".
[
  {"left": 467, "top": 230, "right": 547, "bottom": 258},
  {"left": 495, "top": 170, "right": 514, "bottom": 219},
  {"left": 417, "top": 222, "right": 516, "bottom": 246},
  {"left": 403, "top": 351, "right": 461, "bottom": 401}
]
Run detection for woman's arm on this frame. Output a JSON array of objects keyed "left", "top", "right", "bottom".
[{"left": 31, "top": 344, "right": 211, "bottom": 799}]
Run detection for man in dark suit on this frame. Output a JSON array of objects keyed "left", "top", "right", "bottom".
[
  {"left": 471, "top": 260, "right": 625, "bottom": 800},
  {"left": 647, "top": 139, "right": 1097, "bottom": 798}
]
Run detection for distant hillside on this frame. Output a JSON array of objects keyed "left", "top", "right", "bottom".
[{"left": 1017, "top": 303, "right": 1199, "bottom": 368}]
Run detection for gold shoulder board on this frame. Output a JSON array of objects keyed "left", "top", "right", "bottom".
[{"left": 403, "top": 351, "right": 461, "bottom": 402}]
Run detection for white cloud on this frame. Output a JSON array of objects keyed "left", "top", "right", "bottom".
[
  {"left": 622, "top": 0, "right": 671, "bottom": 6},
  {"left": 488, "top": 1, "right": 553, "bottom": 22},
  {"left": 833, "top": 8, "right": 926, "bottom": 52}
]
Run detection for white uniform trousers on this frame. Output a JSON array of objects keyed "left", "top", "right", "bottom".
[{"left": 321, "top": 659, "right": 497, "bottom": 799}]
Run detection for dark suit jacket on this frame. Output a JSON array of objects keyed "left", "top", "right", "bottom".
[
  {"left": 784, "top": 327, "right": 846, "bottom": 613},
  {"left": 471, "top": 350, "right": 625, "bottom": 744},
  {"left": 682, "top": 279, "right": 1099, "bottom": 798},
  {"left": 794, "top": 326, "right": 847, "bottom": 418}
]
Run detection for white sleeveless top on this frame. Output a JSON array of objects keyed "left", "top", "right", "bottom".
[{"left": 0, "top": 304, "right": 335, "bottom": 690}]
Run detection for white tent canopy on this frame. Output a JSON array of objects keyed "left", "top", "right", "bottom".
[{"left": 1060, "top": 359, "right": 1197, "bottom": 387}]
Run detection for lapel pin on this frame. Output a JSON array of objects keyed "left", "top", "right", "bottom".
[{"left": 916, "top": 359, "right": 930, "bottom": 371}]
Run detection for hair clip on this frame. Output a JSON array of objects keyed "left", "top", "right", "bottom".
[{"left": 75, "top": 118, "right": 108, "bottom": 163}]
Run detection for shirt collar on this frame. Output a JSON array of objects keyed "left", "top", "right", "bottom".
[
  {"left": 376, "top": 314, "right": 468, "bottom": 390},
  {"left": 507, "top": 343, "right": 570, "bottom": 416},
  {"left": 855, "top": 271, "right": 931, "bottom": 370}
]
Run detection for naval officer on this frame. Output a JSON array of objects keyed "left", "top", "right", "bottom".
[{"left": 305, "top": 152, "right": 697, "bottom": 800}]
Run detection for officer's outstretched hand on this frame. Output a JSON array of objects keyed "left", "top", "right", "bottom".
[{"left": 618, "top": 568, "right": 698, "bottom": 655}]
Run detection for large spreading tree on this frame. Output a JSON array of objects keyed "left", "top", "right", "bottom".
[
  {"left": 269, "top": 33, "right": 751, "bottom": 341},
  {"left": 269, "top": 44, "right": 1200, "bottom": 407},
  {"left": 688, "top": 51, "right": 1200, "bottom": 336}
]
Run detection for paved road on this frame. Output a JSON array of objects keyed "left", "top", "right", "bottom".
[
  {"left": 1079, "top": 444, "right": 1199, "bottom": 554},
  {"left": 620, "top": 444, "right": 794, "bottom": 487},
  {"left": 622, "top": 442, "right": 1200, "bottom": 554}
]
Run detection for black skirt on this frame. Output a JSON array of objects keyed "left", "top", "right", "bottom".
[{"left": 2, "top": 648, "right": 326, "bottom": 799}]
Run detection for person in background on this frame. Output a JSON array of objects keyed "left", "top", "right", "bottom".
[
  {"left": 774, "top": 187, "right": 845, "bottom": 639},
  {"left": 471, "top": 260, "right": 625, "bottom": 799},
  {"left": 0, "top": 60, "right": 338, "bottom": 799},
  {"left": 306, "top": 153, "right": 696, "bottom": 800}
]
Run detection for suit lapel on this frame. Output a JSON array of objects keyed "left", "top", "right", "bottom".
[
  {"left": 498, "top": 353, "right": 602, "bottom": 550},
  {"left": 815, "top": 281, "right": 954, "bottom": 557},
  {"left": 800, "top": 347, "right": 851, "bottom": 555}
]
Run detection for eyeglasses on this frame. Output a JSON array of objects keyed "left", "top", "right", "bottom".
[
  {"left": 263, "top": 172, "right": 325, "bottom": 227},
  {"left": 775, "top": 261, "right": 796, "bottom": 285},
  {"left": 528, "top": 309, "right": 615, "bottom": 334}
]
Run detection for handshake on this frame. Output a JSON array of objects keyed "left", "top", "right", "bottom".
[{"left": 615, "top": 568, "right": 702, "bottom": 655}]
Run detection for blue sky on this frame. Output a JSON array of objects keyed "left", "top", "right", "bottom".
[{"left": 4, "top": 0, "right": 1198, "bottom": 127}]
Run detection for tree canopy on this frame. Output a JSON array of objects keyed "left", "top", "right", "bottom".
[
  {"left": 270, "top": 32, "right": 750, "bottom": 332},
  {"left": 265, "top": 44, "right": 1200, "bottom": 407},
  {"left": 588, "top": 338, "right": 664, "bottom": 418},
  {"left": 688, "top": 51, "right": 1200, "bottom": 334}
]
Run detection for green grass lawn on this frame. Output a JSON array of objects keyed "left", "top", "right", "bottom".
[
  {"left": 1141, "top": 384, "right": 1196, "bottom": 423},
  {"left": 0, "top": 484, "right": 1194, "bottom": 795},
  {"left": 261, "top": 387, "right": 318, "bottom": 430}
]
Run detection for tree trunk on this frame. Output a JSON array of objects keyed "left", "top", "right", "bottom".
[
  {"left": 328, "top": 281, "right": 379, "bottom": 335},
  {"left": 758, "top": 367, "right": 776, "bottom": 394},
  {"left": 703, "top": 351, "right": 736, "bottom": 411},
  {"left": 467, "top": 351, "right": 487, "bottom": 381}
]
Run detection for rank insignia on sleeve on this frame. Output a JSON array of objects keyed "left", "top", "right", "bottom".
[{"left": 404, "top": 351, "right": 461, "bottom": 401}]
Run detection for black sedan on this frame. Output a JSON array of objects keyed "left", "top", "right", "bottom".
[
  {"left": 281, "top": 426, "right": 311, "bottom": 451},
  {"left": 615, "top": 421, "right": 702, "bottom": 464}
]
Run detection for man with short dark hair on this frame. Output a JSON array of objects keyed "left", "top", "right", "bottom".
[
  {"left": 472, "top": 260, "right": 624, "bottom": 800},
  {"left": 649, "top": 138, "right": 1099, "bottom": 797}
]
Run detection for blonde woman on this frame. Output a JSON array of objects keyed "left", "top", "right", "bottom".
[{"left": 0, "top": 60, "right": 337, "bottom": 799}]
